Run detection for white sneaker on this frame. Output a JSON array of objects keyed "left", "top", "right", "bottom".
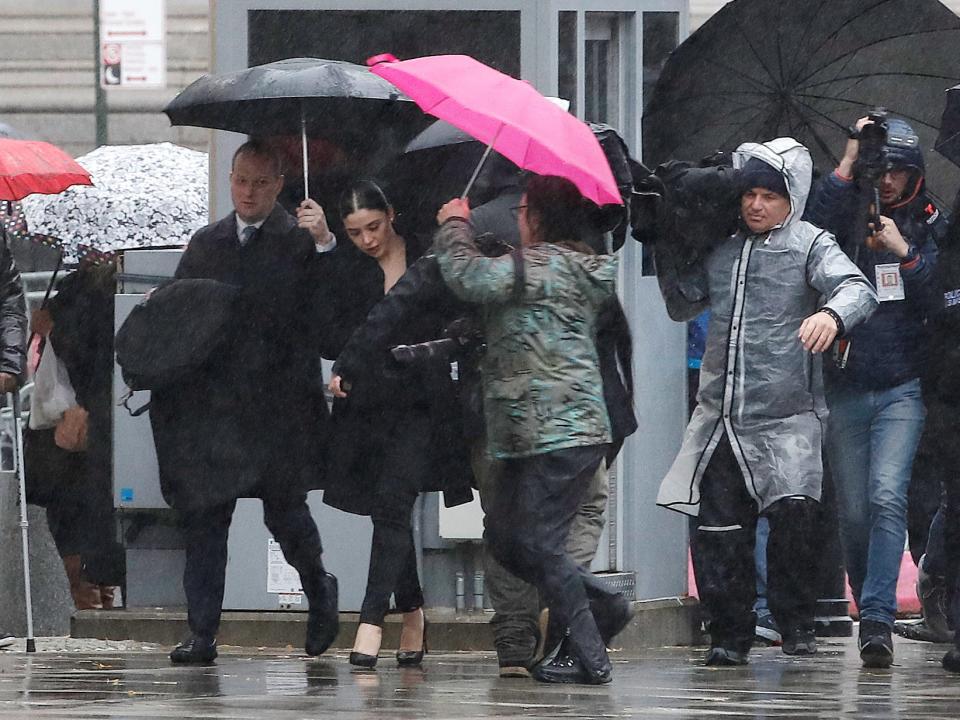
[{"left": 0, "top": 631, "right": 15, "bottom": 649}]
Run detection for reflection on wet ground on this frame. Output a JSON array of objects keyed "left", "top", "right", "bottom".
[{"left": 0, "top": 635, "right": 958, "bottom": 718}]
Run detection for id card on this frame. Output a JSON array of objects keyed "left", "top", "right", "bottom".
[{"left": 875, "top": 263, "right": 905, "bottom": 302}]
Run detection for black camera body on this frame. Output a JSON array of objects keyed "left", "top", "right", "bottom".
[
  {"left": 853, "top": 107, "right": 890, "bottom": 185},
  {"left": 390, "top": 315, "right": 486, "bottom": 366}
]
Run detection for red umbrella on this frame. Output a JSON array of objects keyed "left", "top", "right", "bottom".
[
  {"left": 368, "top": 53, "right": 622, "bottom": 206},
  {"left": 0, "top": 139, "right": 93, "bottom": 201}
]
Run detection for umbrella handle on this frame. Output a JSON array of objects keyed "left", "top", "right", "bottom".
[
  {"left": 301, "top": 115, "right": 309, "bottom": 202},
  {"left": 461, "top": 143, "right": 494, "bottom": 201},
  {"left": 460, "top": 125, "right": 502, "bottom": 201}
]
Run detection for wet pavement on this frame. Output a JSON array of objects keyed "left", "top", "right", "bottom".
[{"left": 1, "top": 635, "right": 958, "bottom": 719}]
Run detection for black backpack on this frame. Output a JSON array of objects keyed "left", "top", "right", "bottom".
[{"left": 115, "top": 278, "right": 239, "bottom": 394}]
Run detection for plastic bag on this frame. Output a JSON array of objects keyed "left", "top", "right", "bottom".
[{"left": 29, "top": 341, "right": 77, "bottom": 430}]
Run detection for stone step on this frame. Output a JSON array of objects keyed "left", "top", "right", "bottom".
[{"left": 71, "top": 598, "right": 703, "bottom": 652}]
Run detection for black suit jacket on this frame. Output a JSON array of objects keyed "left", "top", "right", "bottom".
[{"left": 150, "top": 204, "right": 330, "bottom": 510}]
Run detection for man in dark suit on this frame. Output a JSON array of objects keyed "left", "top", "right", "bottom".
[{"left": 156, "top": 140, "right": 339, "bottom": 664}]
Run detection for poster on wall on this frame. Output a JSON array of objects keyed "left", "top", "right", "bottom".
[{"left": 100, "top": 0, "right": 166, "bottom": 89}]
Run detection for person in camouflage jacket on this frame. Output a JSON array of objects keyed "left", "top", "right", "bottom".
[{"left": 434, "top": 175, "right": 631, "bottom": 686}]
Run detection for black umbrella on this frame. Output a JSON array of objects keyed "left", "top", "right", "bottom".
[
  {"left": 935, "top": 83, "right": 960, "bottom": 168},
  {"left": 390, "top": 118, "right": 637, "bottom": 250},
  {"left": 643, "top": 0, "right": 960, "bottom": 205},
  {"left": 164, "top": 57, "right": 425, "bottom": 200}
]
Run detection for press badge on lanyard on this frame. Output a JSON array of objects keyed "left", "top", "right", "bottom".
[{"left": 875, "top": 263, "right": 905, "bottom": 302}]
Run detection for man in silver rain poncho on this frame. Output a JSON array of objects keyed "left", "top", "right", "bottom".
[{"left": 655, "top": 137, "right": 878, "bottom": 666}]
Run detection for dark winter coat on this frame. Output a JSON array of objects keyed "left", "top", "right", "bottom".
[
  {"left": 921, "top": 218, "right": 960, "bottom": 464},
  {"left": 46, "top": 263, "right": 116, "bottom": 513},
  {"left": 0, "top": 228, "right": 27, "bottom": 379},
  {"left": 805, "top": 171, "right": 947, "bottom": 390},
  {"left": 322, "top": 248, "right": 474, "bottom": 516},
  {"left": 149, "top": 205, "right": 330, "bottom": 511}
]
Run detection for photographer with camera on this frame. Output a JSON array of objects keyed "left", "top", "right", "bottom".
[{"left": 805, "top": 114, "right": 948, "bottom": 669}]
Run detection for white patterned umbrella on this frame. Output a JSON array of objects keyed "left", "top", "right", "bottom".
[{"left": 21, "top": 143, "right": 208, "bottom": 263}]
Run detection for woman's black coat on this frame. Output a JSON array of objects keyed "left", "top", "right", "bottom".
[
  {"left": 149, "top": 205, "right": 331, "bottom": 511},
  {"left": 322, "top": 252, "right": 474, "bottom": 516}
]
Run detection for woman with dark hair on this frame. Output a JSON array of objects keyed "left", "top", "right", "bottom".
[
  {"left": 433, "top": 175, "right": 630, "bottom": 685},
  {"left": 325, "top": 180, "right": 472, "bottom": 669}
]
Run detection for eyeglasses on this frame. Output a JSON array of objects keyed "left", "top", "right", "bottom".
[
  {"left": 510, "top": 204, "right": 528, "bottom": 217},
  {"left": 231, "top": 175, "right": 278, "bottom": 189}
]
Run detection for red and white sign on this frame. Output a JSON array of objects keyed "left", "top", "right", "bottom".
[{"left": 100, "top": 0, "right": 166, "bottom": 88}]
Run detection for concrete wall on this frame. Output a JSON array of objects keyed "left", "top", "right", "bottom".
[{"left": 0, "top": 0, "right": 211, "bottom": 157}]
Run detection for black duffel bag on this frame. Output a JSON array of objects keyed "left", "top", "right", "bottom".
[
  {"left": 23, "top": 426, "right": 85, "bottom": 507},
  {"left": 115, "top": 278, "right": 239, "bottom": 395}
]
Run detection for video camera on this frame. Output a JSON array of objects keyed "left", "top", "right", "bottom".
[
  {"left": 850, "top": 107, "right": 891, "bottom": 242},
  {"left": 852, "top": 107, "right": 890, "bottom": 186},
  {"left": 390, "top": 316, "right": 486, "bottom": 366}
]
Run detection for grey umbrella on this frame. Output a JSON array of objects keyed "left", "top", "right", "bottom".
[{"left": 163, "top": 57, "right": 425, "bottom": 200}]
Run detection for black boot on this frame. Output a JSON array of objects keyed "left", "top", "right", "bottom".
[
  {"left": 531, "top": 637, "right": 612, "bottom": 685},
  {"left": 562, "top": 607, "right": 613, "bottom": 683}
]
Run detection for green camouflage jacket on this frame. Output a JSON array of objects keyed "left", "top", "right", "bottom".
[{"left": 434, "top": 218, "right": 618, "bottom": 459}]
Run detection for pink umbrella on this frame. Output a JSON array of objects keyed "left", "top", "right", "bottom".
[{"left": 368, "top": 53, "right": 622, "bottom": 206}]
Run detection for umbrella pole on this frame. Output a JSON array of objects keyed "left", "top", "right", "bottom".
[
  {"left": 10, "top": 390, "right": 35, "bottom": 652},
  {"left": 301, "top": 115, "right": 309, "bottom": 202},
  {"left": 460, "top": 125, "right": 503, "bottom": 201}
]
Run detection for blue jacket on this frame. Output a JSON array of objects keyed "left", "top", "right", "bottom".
[{"left": 805, "top": 171, "right": 947, "bottom": 390}]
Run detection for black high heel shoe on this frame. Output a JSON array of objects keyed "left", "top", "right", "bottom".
[
  {"left": 349, "top": 650, "right": 378, "bottom": 668},
  {"left": 349, "top": 623, "right": 382, "bottom": 668},
  {"left": 396, "top": 611, "right": 429, "bottom": 667}
]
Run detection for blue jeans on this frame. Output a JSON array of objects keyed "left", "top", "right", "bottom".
[{"left": 826, "top": 377, "right": 926, "bottom": 627}]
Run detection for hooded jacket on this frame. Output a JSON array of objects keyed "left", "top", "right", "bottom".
[
  {"left": 434, "top": 218, "right": 618, "bottom": 459},
  {"left": 657, "top": 138, "right": 878, "bottom": 515}
]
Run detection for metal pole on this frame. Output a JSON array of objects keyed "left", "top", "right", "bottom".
[
  {"left": 10, "top": 391, "right": 35, "bottom": 652},
  {"left": 93, "top": 0, "right": 108, "bottom": 147}
]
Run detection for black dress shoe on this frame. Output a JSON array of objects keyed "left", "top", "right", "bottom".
[
  {"left": 593, "top": 593, "right": 634, "bottom": 645},
  {"left": 305, "top": 572, "right": 339, "bottom": 657},
  {"left": 942, "top": 648, "right": 960, "bottom": 673},
  {"left": 704, "top": 647, "right": 748, "bottom": 666},
  {"left": 530, "top": 640, "right": 612, "bottom": 685},
  {"left": 397, "top": 615, "right": 429, "bottom": 667},
  {"left": 170, "top": 636, "right": 217, "bottom": 664},
  {"left": 349, "top": 651, "right": 378, "bottom": 668}
]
